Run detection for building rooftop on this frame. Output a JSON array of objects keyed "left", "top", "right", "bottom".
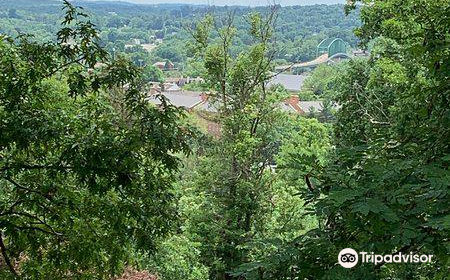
[
  {"left": 267, "top": 74, "right": 308, "bottom": 92},
  {"left": 298, "top": 101, "right": 323, "bottom": 113},
  {"left": 279, "top": 103, "right": 298, "bottom": 113},
  {"left": 148, "top": 91, "right": 323, "bottom": 115},
  {"left": 147, "top": 91, "right": 203, "bottom": 109}
]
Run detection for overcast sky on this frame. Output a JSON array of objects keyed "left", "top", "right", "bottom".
[{"left": 91, "top": 0, "right": 346, "bottom": 6}]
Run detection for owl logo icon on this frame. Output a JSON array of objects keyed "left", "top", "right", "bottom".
[{"left": 338, "top": 248, "right": 359, "bottom": 268}]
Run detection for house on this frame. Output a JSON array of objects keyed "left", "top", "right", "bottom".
[
  {"left": 298, "top": 101, "right": 323, "bottom": 113},
  {"left": 147, "top": 91, "right": 204, "bottom": 111},
  {"left": 280, "top": 95, "right": 324, "bottom": 114},
  {"left": 147, "top": 91, "right": 217, "bottom": 135},
  {"left": 267, "top": 74, "right": 308, "bottom": 92},
  {"left": 147, "top": 91, "right": 325, "bottom": 135},
  {"left": 148, "top": 91, "right": 323, "bottom": 115},
  {"left": 153, "top": 62, "right": 165, "bottom": 70},
  {"left": 153, "top": 61, "right": 174, "bottom": 71},
  {"left": 281, "top": 95, "right": 302, "bottom": 113}
]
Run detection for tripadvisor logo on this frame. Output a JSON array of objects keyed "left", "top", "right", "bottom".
[
  {"left": 338, "top": 248, "right": 358, "bottom": 268},
  {"left": 338, "top": 248, "right": 433, "bottom": 268}
]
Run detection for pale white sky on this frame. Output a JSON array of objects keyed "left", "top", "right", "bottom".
[{"left": 90, "top": 0, "right": 346, "bottom": 6}]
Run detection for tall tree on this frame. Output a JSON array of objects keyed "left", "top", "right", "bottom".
[
  {"left": 185, "top": 9, "right": 288, "bottom": 279},
  {"left": 0, "top": 1, "right": 190, "bottom": 278}
]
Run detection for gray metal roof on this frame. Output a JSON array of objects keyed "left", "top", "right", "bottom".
[
  {"left": 147, "top": 91, "right": 202, "bottom": 109},
  {"left": 267, "top": 74, "right": 308, "bottom": 92},
  {"left": 298, "top": 101, "right": 323, "bottom": 112},
  {"left": 279, "top": 103, "right": 297, "bottom": 113}
]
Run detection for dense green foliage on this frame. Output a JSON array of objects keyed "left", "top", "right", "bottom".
[
  {"left": 0, "top": 0, "right": 448, "bottom": 279},
  {"left": 233, "top": 0, "right": 450, "bottom": 279},
  {"left": 299, "top": 64, "right": 340, "bottom": 100},
  {"left": 0, "top": 2, "right": 190, "bottom": 278},
  {"left": 142, "top": 64, "right": 165, "bottom": 83}
]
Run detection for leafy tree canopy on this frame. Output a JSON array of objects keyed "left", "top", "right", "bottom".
[
  {"left": 235, "top": 0, "right": 449, "bottom": 278},
  {"left": 0, "top": 1, "right": 191, "bottom": 278}
]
